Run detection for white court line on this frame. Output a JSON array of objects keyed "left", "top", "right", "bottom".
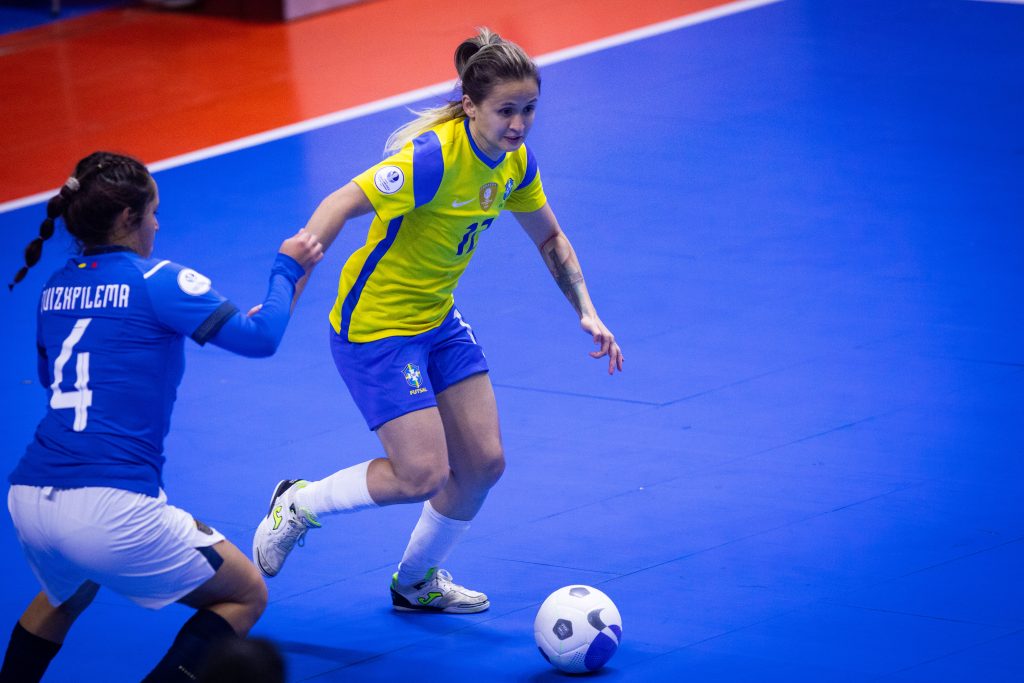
[{"left": 0, "top": 0, "right": 783, "bottom": 215}]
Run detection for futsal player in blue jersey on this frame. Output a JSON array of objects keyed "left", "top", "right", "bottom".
[
  {"left": 252, "top": 29, "right": 624, "bottom": 614},
  {"left": 1, "top": 152, "right": 323, "bottom": 683}
]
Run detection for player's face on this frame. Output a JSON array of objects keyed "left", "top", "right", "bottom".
[{"left": 464, "top": 78, "right": 539, "bottom": 160}]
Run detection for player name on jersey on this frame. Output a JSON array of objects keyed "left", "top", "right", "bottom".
[{"left": 40, "top": 284, "right": 131, "bottom": 312}]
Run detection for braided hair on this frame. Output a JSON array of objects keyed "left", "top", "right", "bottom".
[{"left": 10, "top": 152, "right": 154, "bottom": 290}]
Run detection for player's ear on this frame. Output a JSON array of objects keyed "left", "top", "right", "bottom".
[
  {"left": 115, "top": 206, "right": 133, "bottom": 230},
  {"left": 462, "top": 94, "right": 477, "bottom": 119}
]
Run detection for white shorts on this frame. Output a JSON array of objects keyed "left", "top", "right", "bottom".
[{"left": 8, "top": 485, "right": 225, "bottom": 610}]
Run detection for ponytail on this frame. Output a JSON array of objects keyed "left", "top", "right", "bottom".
[
  {"left": 8, "top": 152, "right": 154, "bottom": 291},
  {"left": 383, "top": 101, "right": 465, "bottom": 157},
  {"left": 383, "top": 27, "right": 539, "bottom": 156},
  {"left": 8, "top": 179, "right": 77, "bottom": 291}
]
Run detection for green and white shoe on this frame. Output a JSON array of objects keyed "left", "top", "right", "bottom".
[
  {"left": 252, "top": 479, "right": 320, "bottom": 578},
  {"left": 390, "top": 568, "right": 490, "bottom": 613}
]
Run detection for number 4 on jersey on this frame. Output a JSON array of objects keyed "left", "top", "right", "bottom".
[{"left": 50, "top": 318, "right": 93, "bottom": 432}]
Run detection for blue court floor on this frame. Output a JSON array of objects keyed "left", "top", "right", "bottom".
[
  {"left": 0, "top": 0, "right": 129, "bottom": 34},
  {"left": 1, "top": 0, "right": 1022, "bottom": 680}
]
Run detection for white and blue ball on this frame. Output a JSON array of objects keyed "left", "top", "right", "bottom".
[{"left": 534, "top": 585, "right": 622, "bottom": 673}]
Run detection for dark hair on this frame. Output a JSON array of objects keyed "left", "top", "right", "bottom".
[
  {"left": 9, "top": 151, "right": 154, "bottom": 291},
  {"left": 384, "top": 28, "right": 540, "bottom": 154},
  {"left": 197, "top": 638, "right": 286, "bottom": 683}
]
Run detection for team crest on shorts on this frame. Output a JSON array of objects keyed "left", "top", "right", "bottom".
[
  {"left": 403, "top": 363, "right": 426, "bottom": 394},
  {"left": 479, "top": 182, "right": 498, "bottom": 210}
]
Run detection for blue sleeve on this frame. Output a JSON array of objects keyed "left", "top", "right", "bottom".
[
  {"left": 208, "top": 253, "right": 305, "bottom": 358},
  {"left": 515, "top": 144, "right": 539, "bottom": 190},
  {"left": 144, "top": 260, "right": 238, "bottom": 344},
  {"left": 412, "top": 130, "right": 444, "bottom": 208}
]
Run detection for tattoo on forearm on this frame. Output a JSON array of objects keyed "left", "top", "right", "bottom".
[{"left": 544, "top": 243, "right": 585, "bottom": 316}]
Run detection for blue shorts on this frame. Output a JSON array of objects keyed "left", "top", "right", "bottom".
[{"left": 330, "top": 306, "right": 489, "bottom": 430}]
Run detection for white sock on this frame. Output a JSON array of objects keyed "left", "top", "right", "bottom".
[
  {"left": 396, "top": 501, "right": 470, "bottom": 586},
  {"left": 293, "top": 460, "right": 377, "bottom": 518}
]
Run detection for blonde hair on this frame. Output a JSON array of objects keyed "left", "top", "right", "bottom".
[{"left": 384, "top": 27, "right": 540, "bottom": 156}]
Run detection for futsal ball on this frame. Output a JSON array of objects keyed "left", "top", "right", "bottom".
[{"left": 534, "top": 585, "right": 622, "bottom": 674}]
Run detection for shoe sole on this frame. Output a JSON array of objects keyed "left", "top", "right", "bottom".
[
  {"left": 390, "top": 588, "right": 489, "bottom": 613},
  {"left": 254, "top": 544, "right": 278, "bottom": 578},
  {"left": 392, "top": 602, "right": 490, "bottom": 614}
]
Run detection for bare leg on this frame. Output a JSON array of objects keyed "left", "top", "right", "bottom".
[
  {"left": 178, "top": 540, "right": 267, "bottom": 636},
  {"left": 369, "top": 374, "right": 503, "bottom": 515},
  {"left": 370, "top": 407, "right": 450, "bottom": 505},
  {"left": 141, "top": 541, "right": 268, "bottom": 682},
  {"left": 17, "top": 582, "right": 98, "bottom": 644},
  {"left": 391, "top": 373, "right": 504, "bottom": 594},
  {"left": 0, "top": 582, "right": 97, "bottom": 682},
  {"left": 430, "top": 372, "right": 505, "bottom": 520}
]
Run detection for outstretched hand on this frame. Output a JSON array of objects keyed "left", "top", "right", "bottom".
[
  {"left": 580, "top": 314, "right": 624, "bottom": 374},
  {"left": 247, "top": 229, "right": 324, "bottom": 318},
  {"left": 279, "top": 228, "right": 324, "bottom": 272}
]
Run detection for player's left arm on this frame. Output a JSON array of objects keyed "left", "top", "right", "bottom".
[{"left": 513, "top": 203, "right": 624, "bottom": 374}]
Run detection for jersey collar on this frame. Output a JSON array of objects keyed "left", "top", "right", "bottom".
[
  {"left": 463, "top": 118, "right": 505, "bottom": 169},
  {"left": 82, "top": 245, "right": 135, "bottom": 256}
]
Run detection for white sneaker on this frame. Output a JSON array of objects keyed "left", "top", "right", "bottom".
[
  {"left": 252, "top": 479, "right": 320, "bottom": 578},
  {"left": 390, "top": 568, "right": 490, "bottom": 613}
]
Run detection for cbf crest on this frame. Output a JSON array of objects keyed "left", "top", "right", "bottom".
[
  {"left": 478, "top": 182, "right": 498, "bottom": 211},
  {"left": 403, "top": 363, "right": 427, "bottom": 395}
]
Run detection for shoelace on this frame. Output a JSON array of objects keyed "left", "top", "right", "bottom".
[
  {"left": 280, "top": 506, "right": 310, "bottom": 550},
  {"left": 430, "top": 569, "right": 455, "bottom": 591}
]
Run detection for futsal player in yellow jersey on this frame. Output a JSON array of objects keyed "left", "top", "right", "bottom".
[
  {"left": 254, "top": 28, "right": 624, "bottom": 613},
  {"left": 330, "top": 113, "right": 547, "bottom": 342}
]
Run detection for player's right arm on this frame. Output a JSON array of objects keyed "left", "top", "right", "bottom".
[
  {"left": 290, "top": 182, "right": 375, "bottom": 304},
  {"left": 304, "top": 181, "right": 375, "bottom": 251}
]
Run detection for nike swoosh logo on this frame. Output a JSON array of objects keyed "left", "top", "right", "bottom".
[{"left": 451, "top": 199, "right": 475, "bottom": 208}]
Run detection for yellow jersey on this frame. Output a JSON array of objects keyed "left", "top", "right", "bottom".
[{"left": 330, "top": 117, "right": 547, "bottom": 342}]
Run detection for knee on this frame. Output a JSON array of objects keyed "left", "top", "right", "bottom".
[
  {"left": 472, "top": 443, "right": 505, "bottom": 490},
  {"left": 239, "top": 563, "right": 268, "bottom": 620},
  {"left": 401, "top": 466, "right": 450, "bottom": 499},
  {"left": 227, "top": 565, "right": 268, "bottom": 636},
  {"left": 61, "top": 581, "right": 99, "bottom": 618},
  {"left": 215, "top": 562, "right": 267, "bottom": 636},
  {"left": 252, "top": 578, "right": 269, "bottom": 618},
  {"left": 395, "top": 464, "right": 450, "bottom": 501}
]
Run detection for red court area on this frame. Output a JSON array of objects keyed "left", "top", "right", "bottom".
[{"left": 0, "top": 0, "right": 723, "bottom": 204}]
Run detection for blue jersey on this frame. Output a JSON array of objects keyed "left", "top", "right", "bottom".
[{"left": 9, "top": 246, "right": 239, "bottom": 497}]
